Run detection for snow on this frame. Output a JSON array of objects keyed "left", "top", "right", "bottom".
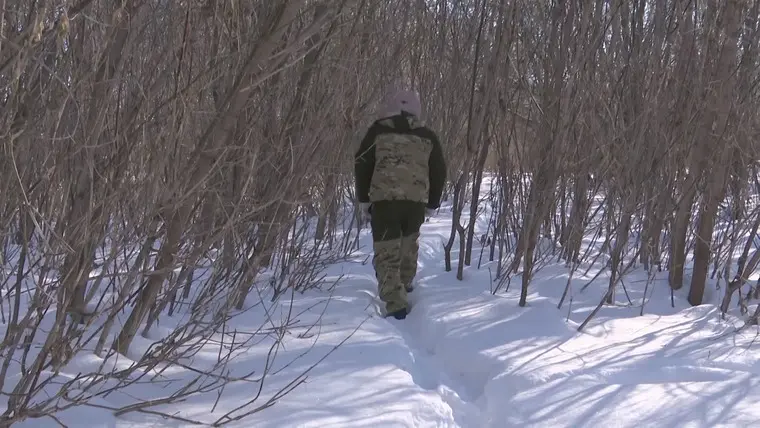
[{"left": 9, "top": 200, "right": 760, "bottom": 427}]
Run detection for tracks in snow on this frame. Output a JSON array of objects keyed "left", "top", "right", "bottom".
[{"left": 383, "top": 290, "right": 488, "bottom": 428}]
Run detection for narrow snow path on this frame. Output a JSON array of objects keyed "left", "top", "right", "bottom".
[
  {"left": 367, "top": 214, "right": 518, "bottom": 427},
  {"left": 384, "top": 287, "right": 484, "bottom": 427}
]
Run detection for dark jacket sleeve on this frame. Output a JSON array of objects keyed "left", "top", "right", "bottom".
[
  {"left": 427, "top": 130, "right": 447, "bottom": 209},
  {"left": 354, "top": 124, "right": 378, "bottom": 203}
]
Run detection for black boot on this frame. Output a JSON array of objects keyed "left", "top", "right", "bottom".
[{"left": 386, "top": 307, "right": 408, "bottom": 320}]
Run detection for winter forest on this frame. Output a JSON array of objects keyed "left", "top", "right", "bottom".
[{"left": 1, "top": 0, "right": 760, "bottom": 427}]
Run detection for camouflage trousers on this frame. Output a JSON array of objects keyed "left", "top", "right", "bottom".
[{"left": 369, "top": 200, "right": 426, "bottom": 314}]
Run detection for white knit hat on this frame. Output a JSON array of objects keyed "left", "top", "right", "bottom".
[{"left": 379, "top": 89, "right": 422, "bottom": 118}]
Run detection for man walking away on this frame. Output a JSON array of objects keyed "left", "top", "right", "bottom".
[{"left": 354, "top": 89, "right": 447, "bottom": 320}]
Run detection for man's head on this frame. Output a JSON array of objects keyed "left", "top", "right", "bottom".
[{"left": 380, "top": 89, "right": 421, "bottom": 118}]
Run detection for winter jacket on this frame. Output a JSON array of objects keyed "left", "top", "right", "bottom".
[{"left": 354, "top": 111, "right": 447, "bottom": 210}]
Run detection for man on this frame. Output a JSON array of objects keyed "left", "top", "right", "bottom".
[{"left": 354, "top": 89, "right": 447, "bottom": 320}]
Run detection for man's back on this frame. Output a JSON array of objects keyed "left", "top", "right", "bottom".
[
  {"left": 355, "top": 110, "right": 446, "bottom": 210},
  {"left": 368, "top": 114, "right": 436, "bottom": 204}
]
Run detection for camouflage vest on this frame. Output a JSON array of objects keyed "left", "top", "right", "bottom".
[{"left": 369, "top": 116, "right": 432, "bottom": 203}]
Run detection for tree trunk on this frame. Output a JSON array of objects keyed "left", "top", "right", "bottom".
[
  {"left": 687, "top": 0, "right": 741, "bottom": 306},
  {"left": 464, "top": 135, "right": 491, "bottom": 265}
]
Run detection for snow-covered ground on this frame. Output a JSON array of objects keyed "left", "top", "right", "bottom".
[{"left": 16, "top": 199, "right": 760, "bottom": 428}]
